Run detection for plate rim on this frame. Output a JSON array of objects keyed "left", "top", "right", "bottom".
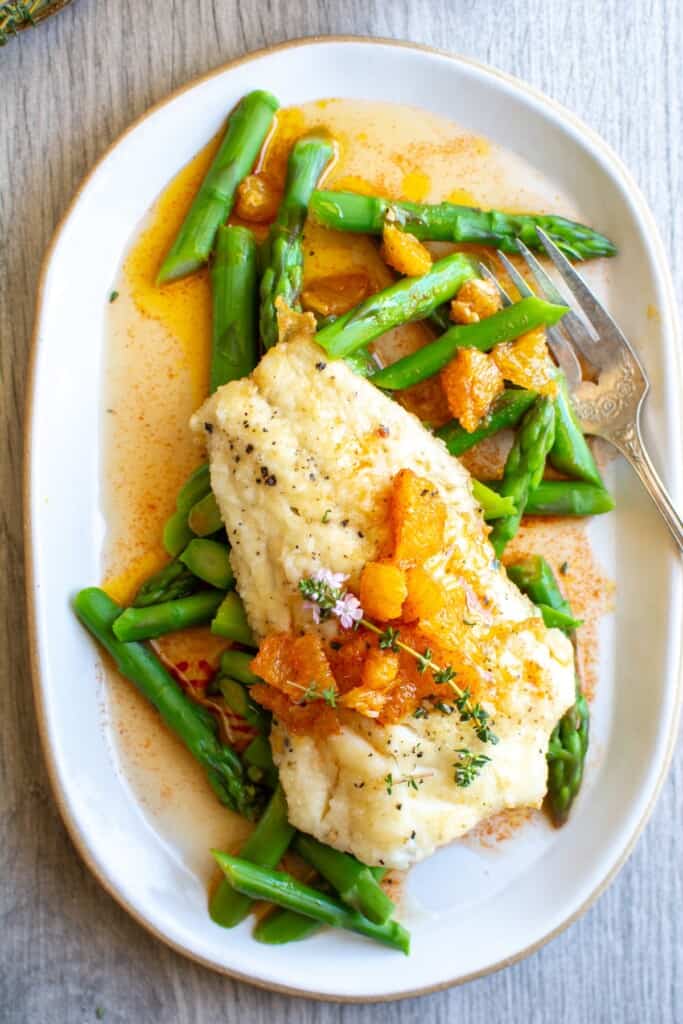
[{"left": 23, "top": 33, "right": 683, "bottom": 1002}]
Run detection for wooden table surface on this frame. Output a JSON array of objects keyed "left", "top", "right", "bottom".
[{"left": 2, "top": 2, "right": 681, "bottom": 1021}]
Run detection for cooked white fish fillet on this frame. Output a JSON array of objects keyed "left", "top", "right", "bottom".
[{"left": 192, "top": 333, "right": 575, "bottom": 869}]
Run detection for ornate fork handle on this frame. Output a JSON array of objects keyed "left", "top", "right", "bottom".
[{"left": 609, "top": 419, "right": 683, "bottom": 552}]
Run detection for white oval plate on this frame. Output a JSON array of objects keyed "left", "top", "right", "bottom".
[{"left": 26, "top": 38, "right": 683, "bottom": 1000}]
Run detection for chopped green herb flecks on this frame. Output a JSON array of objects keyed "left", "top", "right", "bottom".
[{"left": 454, "top": 749, "right": 491, "bottom": 787}]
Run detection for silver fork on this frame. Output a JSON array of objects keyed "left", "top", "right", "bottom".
[{"left": 489, "top": 232, "right": 683, "bottom": 551}]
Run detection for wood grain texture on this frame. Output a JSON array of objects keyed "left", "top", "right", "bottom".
[{"left": 1, "top": 1, "right": 681, "bottom": 1021}]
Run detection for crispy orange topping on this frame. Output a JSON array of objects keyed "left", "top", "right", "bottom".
[
  {"left": 301, "top": 272, "right": 370, "bottom": 317},
  {"left": 251, "top": 632, "right": 337, "bottom": 702},
  {"left": 492, "top": 327, "right": 558, "bottom": 396},
  {"left": 389, "top": 468, "right": 446, "bottom": 566},
  {"left": 381, "top": 223, "right": 433, "bottom": 277},
  {"left": 402, "top": 566, "right": 445, "bottom": 623},
  {"left": 441, "top": 347, "right": 504, "bottom": 432},
  {"left": 361, "top": 648, "right": 400, "bottom": 691},
  {"left": 234, "top": 174, "right": 281, "bottom": 222},
  {"left": 359, "top": 561, "right": 408, "bottom": 621},
  {"left": 450, "top": 277, "right": 502, "bottom": 324}
]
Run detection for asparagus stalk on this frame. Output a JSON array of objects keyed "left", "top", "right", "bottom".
[
  {"left": 505, "top": 556, "right": 589, "bottom": 824},
  {"left": 488, "top": 397, "right": 556, "bottom": 557},
  {"left": 220, "top": 648, "right": 261, "bottom": 686},
  {"left": 483, "top": 479, "right": 615, "bottom": 517},
  {"left": 212, "top": 854, "right": 410, "bottom": 954},
  {"left": 254, "top": 868, "right": 388, "bottom": 946},
  {"left": 157, "top": 90, "right": 279, "bottom": 284},
  {"left": 210, "top": 225, "right": 258, "bottom": 392},
  {"left": 506, "top": 555, "right": 572, "bottom": 615},
  {"left": 242, "top": 735, "right": 278, "bottom": 789},
  {"left": 132, "top": 560, "right": 199, "bottom": 607},
  {"left": 73, "top": 588, "right": 263, "bottom": 818},
  {"left": 315, "top": 253, "right": 478, "bottom": 359},
  {"left": 471, "top": 480, "right": 517, "bottom": 519},
  {"left": 371, "top": 298, "right": 567, "bottom": 391},
  {"left": 210, "top": 784, "right": 295, "bottom": 928},
  {"left": 187, "top": 491, "right": 223, "bottom": 537},
  {"left": 537, "top": 605, "right": 583, "bottom": 631},
  {"left": 260, "top": 133, "right": 335, "bottom": 349},
  {"left": 293, "top": 834, "right": 394, "bottom": 926},
  {"left": 436, "top": 389, "right": 537, "bottom": 456},
  {"left": 180, "top": 539, "right": 234, "bottom": 590},
  {"left": 163, "top": 463, "right": 211, "bottom": 556},
  {"left": 112, "top": 589, "right": 225, "bottom": 642},
  {"left": 218, "top": 677, "right": 270, "bottom": 733},
  {"left": 211, "top": 592, "right": 255, "bottom": 646},
  {"left": 309, "top": 190, "right": 617, "bottom": 261},
  {"left": 550, "top": 374, "right": 603, "bottom": 486}
]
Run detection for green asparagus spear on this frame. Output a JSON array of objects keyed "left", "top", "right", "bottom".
[
  {"left": 73, "top": 588, "right": 263, "bottom": 818},
  {"left": 293, "top": 834, "right": 394, "bottom": 926},
  {"left": 132, "top": 560, "right": 199, "bottom": 607},
  {"left": 180, "top": 539, "right": 234, "bottom": 589},
  {"left": 163, "top": 463, "right": 212, "bottom": 556},
  {"left": 482, "top": 478, "right": 615, "bottom": 517},
  {"left": 210, "top": 784, "right": 295, "bottom": 928},
  {"left": 372, "top": 298, "right": 567, "bottom": 391},
  {"left": 309, "top": 190, "right": 617, "bottom": 261},
  {"left": 536, "top": 605, "right": 583, "bottom": 631},
  {"left": 157, "top": 91, "right": 279, "bottom": 284},
  {"left": 218, "top": 677, "right": 270, "bottom": 732},
  {"left": 254, "top": 902, "right": 326, "bottom": 944},
  {"left": 212, "top": 854, "right": 410, "bottom": 954},
  {"left": 210, "top": 225, "right": 258, "bottom": 391},
  {"left": 550, "top": 375, "right": 603, "bottom": 485},
  {"left": 315, "top": 253, "right": 478, "bottom": 359},
  {"left": 260, "top": 133, "right": 335, "bottom": 348},
  {"left": 344, "top": 345, "right": 379, "bottom": 377},
  {"left": 506, "top": 555, "right": 572, "bottom": 614},
  {"left": 505, "top": 556, "right": 589, "bottom": 824},
  {"left": 488, "top": 397, "right": 556, "bottom": 557},
  {"left": 254, "top": 868, "right": 388, "bottom": 945},
  {"left": 188, "top": 491, "right": 223, "bottom": 537},
  {"left": 220, "top": 648, "right": 261, "bottom": 686},
  {"left": 243, "top": 734, "right": 278, "bottom": 789},
  {"left": 211, "top": 592, "right": 255, "bottom": 646},
  {"left": 436, "top": 389, "right": 537, "bottom": 456},
  {"left": 471, "top": 480, "right": 517, "bottom": 520},
  {"left": 546, "top": 690, "right": 590, "bottom": 825},
  {"left": 112, "top": 589, "right": 225, "bottom": 642}
]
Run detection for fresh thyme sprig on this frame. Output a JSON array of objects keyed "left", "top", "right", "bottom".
[
  {"left": 453, "top": 749, "right": 491, "bottom": 787},
  {"left": 288, "top": 679, "right": 338, "bottom": 708},
  {"left": 362, "top": 621, "right": 498, "bottom": 745},
  {"left": 299, "top": 571, "right": 499, "bottom": 749}
]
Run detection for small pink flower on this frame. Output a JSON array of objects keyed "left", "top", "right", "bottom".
[
  {"left": 313, "top": 568, "right": 347, "bottom": 591},
  {"left": 333, "top": 593, "right": 363, "bottom": 629},
  {"left": 303, "top": 601, "right": 321, "bottom": 624}
]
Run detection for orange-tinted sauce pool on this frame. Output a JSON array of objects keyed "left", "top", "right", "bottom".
[{"left": 102, "top": 98, "right": 612, "bottom": 868}]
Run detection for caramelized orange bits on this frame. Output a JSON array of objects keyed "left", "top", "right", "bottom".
[
  {"left": 492, "top": 327, "right": 557, "bottom": 396},
  {"left": 389, "top": 468, "right": 446, "bottom": 566},
  {"left": 381, "top": 223, "right": 432, "bottom": 277},
  {"left": 359, "top": 561, "right": 407, "bottom": 621},
  {"left": 441, "top": 348, "right": 504, "bottom": 432},
  {"left": 361, "top": 648, "right": 400, "bottom": 690},
  {"left": 251, "top": 632, "right": 337, "bottom": 703},
  {"left": 402, "top": 567, "right": 445, "bottom": 623},
  {"left": 301, "top": 272, "right": 370, "bottom": 317},
  {"left": 340, "top": 649, "right": 400, "bottom": 718},
  {"left": 450, "top": 277, "right": 502, "bottom": 324},
  {"left": 234, "top": 174, "right": 281, "bottom": 222}
]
